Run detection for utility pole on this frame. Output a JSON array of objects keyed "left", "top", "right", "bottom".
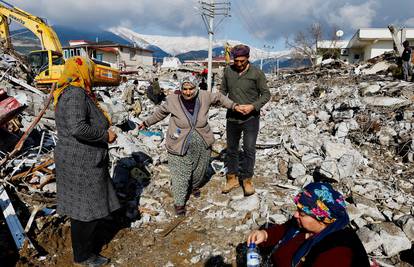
[
  {"left": 260, "top": 44, "right": 274, "bottom": 72},
  {"left": 199, "top": 0, "right": 230, "bottom": 91}
]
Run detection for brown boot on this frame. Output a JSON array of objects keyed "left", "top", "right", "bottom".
[
  {"left": 242, "top": 178, "right": 255, "bottom": 196},
  {"left": 222, "top": 174, "right": 240, "bottom": 194}
]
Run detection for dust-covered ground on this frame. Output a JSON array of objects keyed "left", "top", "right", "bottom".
[{"left": 2, "top": 60, "right": 414, "bottom": 267}]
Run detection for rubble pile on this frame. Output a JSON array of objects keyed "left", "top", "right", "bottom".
[{"left": 0, "top": 50, "right": 413, "bottom": 266}]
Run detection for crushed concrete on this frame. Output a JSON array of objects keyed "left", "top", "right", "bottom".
[{"left": 0, "top": 50, "right": 414, "bottom": 266}]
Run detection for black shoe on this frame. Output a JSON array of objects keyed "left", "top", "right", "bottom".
[
  {"left": 192, "top": 188, "right": 201, "bottom": 198},
  {"left": 74, "top": 254, "right": 109, "bottom": 266}
]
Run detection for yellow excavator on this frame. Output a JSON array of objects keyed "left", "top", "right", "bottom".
[{"left": 0, "top": 1, "right": 120, "bottom": 87}]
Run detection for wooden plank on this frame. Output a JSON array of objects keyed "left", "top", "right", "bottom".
[
  {"left": 160, "top": 215, "right": 187, "bottom": 237},
  {"left": 10, "top": 158, "right": 54, "bottom": 182},
  {"left": 1, "top": 72, "right": 45, "bottom": 96},
  {"left": 0, "top": 185, "right": 33, "bottom": 250}
]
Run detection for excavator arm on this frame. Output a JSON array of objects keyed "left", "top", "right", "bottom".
[
  {"left": 388, "top": 24, "right": 406, "bottom": 56},
  {"left": 0, "top": 0, "right": 120, "bottom": 87},
  {"left": 0, "top": 1, "right": 62, "bottom": 53},
  {"left": 0, "top": 14, "right": 11, "bottom": 49}
]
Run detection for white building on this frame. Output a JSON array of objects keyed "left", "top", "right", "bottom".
[
  {"left": 161, "top": 57, "right": 181, "bottom": 69},
  {"left": 63, "top": 40, "right": 153, "bottom": 71},
  {"left": 318, "top": 28, "right": 414, "bottom": 64}
]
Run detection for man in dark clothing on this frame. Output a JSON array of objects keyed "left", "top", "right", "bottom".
[
  {"left": 199, "top": 78, "right": 208, "bottom": 90},
  {"left": 402, "top": 40, "right": 412, "bottom": 81},
  {"left": 150, "top": 78, "right": 165, "bottom": 105},
  {"left": 220, "top": 44, "right": 270, "bottom": 196}
]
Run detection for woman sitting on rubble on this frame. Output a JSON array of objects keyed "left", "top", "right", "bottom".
[
  {"left": 247, "top": 182, "right": 370, "bottom": 267},
  {"left": 139, "top": 76, "right": 241, "bottom": 216},
  {"left": 54, "top": 56, "right": 120, "bottom": 266}
]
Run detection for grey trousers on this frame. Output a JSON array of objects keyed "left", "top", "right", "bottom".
[
  {"left": 403, "top": 61, "right": 412, "bottom": 81},
  {"left": 168, "top": 131, "right": 210, "bottom": 206}
]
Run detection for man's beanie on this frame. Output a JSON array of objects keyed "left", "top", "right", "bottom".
[{"left": 231, "top": 44, "right": 250, "bottom": 58}]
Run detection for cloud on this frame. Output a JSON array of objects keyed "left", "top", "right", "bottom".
[
  {"left": 328, "top": 1, "right": 377, "bottom": 30},
  {"left": 7, "top": 0, "right": 203, "bottom": 34},
  {"left": 404, "top": 18, "right": 414, "bottom": 27},
  {"left": 4, "top": 0, "right": 414, "bottom": 45}
]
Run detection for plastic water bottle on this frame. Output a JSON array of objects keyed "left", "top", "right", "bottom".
[{"left": 246, "top": 242, "right": 260, "bottom": 267}]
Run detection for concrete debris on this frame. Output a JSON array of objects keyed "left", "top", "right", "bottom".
[
  {"left": 375, "top": 222, "right": 412, "bottom": 257},
  {"left": 356, "top": 226, "right": 382, "bottom": 254},
  {"left": 1, "top": 49, "right": 414, "bottom": 266}
]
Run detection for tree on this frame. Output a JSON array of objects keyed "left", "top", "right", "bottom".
[{"left": 285, "top": 22, "right": 322, "bottom": 67}]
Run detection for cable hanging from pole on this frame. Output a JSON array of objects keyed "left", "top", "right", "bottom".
[{"left": 198, "top": 0, "right": 230, "bottom": 92}]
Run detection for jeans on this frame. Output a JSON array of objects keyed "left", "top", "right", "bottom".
[
  {"left": 403, "top": 61, "right": 412, "bottom": 81},
  {"left": 226, "top": 117, "right": 259, "bottom": 180}
]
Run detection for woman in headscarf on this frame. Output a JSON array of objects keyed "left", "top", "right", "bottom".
[
  {"left": 54, "top": 56, "right": 120, "bottom": 266},
  {"left": 247, "top": 182, "right": 370, "bottom": 267},
  {"left": 139, "top": 76, "right": 241, "bottom": 216}
]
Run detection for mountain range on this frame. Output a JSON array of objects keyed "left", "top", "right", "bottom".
[{"left": 10, "top": 25, "right": 306, "bottom": 72}]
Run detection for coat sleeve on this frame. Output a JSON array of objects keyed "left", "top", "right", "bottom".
[
  {"left": 144, "top": 98, "right": 171, "bottom": 126},
  {"left": 220, "top": 67, "right": 229, "bottom": 95},
  {"left": 209, "top": 92, "right": 235, "bottom": 109},
  {"left": 62, "top": 88, "right": 109, "bottom": 143},
  {"left": 252, "top": 71, "right": 271, "bottom": 111},
  {"left": 260, "top": 223, "right": 289, "bottom": 248}
]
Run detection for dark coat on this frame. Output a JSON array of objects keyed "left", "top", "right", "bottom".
[
  {"left": 220, "top": 64, "right": 270, "bottom": 123},
  {"left": 262, "top": 220, "right": 370, "bottom": 267},
  {"left": 55, "top": 86, "right": 120, "bottom": 222}
]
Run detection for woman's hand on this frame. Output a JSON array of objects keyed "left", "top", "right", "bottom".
[
  {"left": 138, "top": 122, "right": 147, "bottom": 130},
  {"left": 247, "top": 230, "right": 268, "bottom": 245},
  {"left": 108, "top": 128, "right": 117, "bottom": 143}
]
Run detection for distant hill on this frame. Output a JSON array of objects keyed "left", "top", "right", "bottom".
[
  {"left": 53, "top": 25, "right": 131, "bottom": 46},
  {"left": 8, "top": 25, "right": 307, "bottom": 72},
  {"left": 251, "top": 58, "right": 312, "bottom": 73},
  {"left": 10, "top": 25, "right": 130, "bottom": 47},
  {"left": 176, "top": 47, "right": 225, "bottom": 62}
]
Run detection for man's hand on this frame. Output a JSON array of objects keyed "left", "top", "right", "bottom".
[
  {"left": 108, "top": 128, "right": 117, "bottom": 143},
  {"left": 238, "top": 104, "right": 255, "bottom": 115}
]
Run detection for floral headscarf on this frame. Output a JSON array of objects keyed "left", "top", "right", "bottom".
[
  {"left": 294, "top": 182, "right": 347, "bottom": 224},
  {"left": 282, "top": 182, "right": 350, "bottom": 266},
  {"left": 53, "top": 56, "right": 111, "bottom": 124}
]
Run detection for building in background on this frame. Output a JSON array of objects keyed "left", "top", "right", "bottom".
[
  {"left": 318, "top": 28, "right": 414, "bottom": 64},
  {"left": 63, "top": 40, "right": 153, "bottom": 71}
]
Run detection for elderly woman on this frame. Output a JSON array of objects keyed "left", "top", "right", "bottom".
[
  {"left": 247, "top": 182, "right": 370, "bottom": 267},
  {"left": 54, "top": 56, "right": 120, "bottom": 266},
  {"left": 139, "top": 77, "right": 240, "bottom": 216}
]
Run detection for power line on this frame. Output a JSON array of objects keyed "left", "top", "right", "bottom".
[
  {"left": 232, "top": 1, "right": 263, "bottom": 42},
  {"left": 238, "top": 0, "right": 266, "bottom": 36},
  {"left": 198, "top": 0, "right": 230, "bottom": 91}
]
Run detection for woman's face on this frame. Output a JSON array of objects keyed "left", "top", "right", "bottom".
[
  {"left": 293, "top": 209, "right": 328, "bottom": 234},
  {"left": 181, "top": 82, "right": 197, "bottom": 100}
]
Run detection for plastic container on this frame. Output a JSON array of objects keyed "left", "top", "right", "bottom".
[{"left": 246, "top": 242, "right": 260, "bottom": 267}]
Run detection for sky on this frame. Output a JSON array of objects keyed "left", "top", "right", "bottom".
[{"left": 4, "top": 0, "right": 414, "bottom": 51}]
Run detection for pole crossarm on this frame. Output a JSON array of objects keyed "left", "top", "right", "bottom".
[{"left": 199, "top": 0, "right": 230, "bottom": 91}]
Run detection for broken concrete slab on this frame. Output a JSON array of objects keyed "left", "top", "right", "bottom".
[
  {"left": 356, "top": 226, "right": 382, "bottom": 254},
  {"left": 375, "top": 222, "right": 411, "bottom": 257},
  {"left": 363, "top": 96, "right": 411, "bottom": 108}
]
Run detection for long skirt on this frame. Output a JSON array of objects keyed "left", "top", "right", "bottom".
[{"left": 167, "top": 131, "right": 210, "bottom": 206}]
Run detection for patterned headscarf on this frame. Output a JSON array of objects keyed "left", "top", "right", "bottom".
[
  {"left": 53, "top": 56, "right": 111, "bottom": 124},
  {"left": 285, "top": 182, "right": 350, "bottom": 266},
  {"left": 180, "top": 75, "right": 200, "bottom": 99},
  {"left": 294, "top": 182, "right": 347, "bottom": 224},
  {"left": 53, "top": 56, "right": 93, "bottom": 106}
]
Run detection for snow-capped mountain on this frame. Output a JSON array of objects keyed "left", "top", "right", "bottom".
[{"left": 109, "top": 26, "right": 290, "bottom": 61}]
